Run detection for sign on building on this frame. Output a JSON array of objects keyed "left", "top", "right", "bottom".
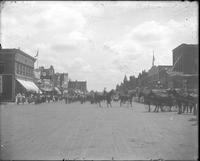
[
  {"left": 0, "top": 75, "right": 2, "bottom": 93},
  {"left": 40, "top": 69, "right": 54, "bottom": 79}
]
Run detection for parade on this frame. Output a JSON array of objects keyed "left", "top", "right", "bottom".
[{"left": 0, "top": 1, "right": 198, "bottom": 160}]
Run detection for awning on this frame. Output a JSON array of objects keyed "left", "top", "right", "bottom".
[
  {"left": 17, "top": 79, "right": 42, "bottom": 93},
  {"left": 54, "top": 87, "right": 61, "bottom": 94}
]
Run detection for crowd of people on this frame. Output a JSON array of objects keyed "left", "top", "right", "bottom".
[{"left": 15, "top": 92, "right": 62, "bottom": 105}]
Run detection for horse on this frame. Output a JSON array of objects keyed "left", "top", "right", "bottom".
[
  {"left": 151, "top": 89, "right": 176, "bottom": 112},
  {"left": 104, "top": 90, "right": 115, "bottom": 107},
  {"left": 119, "top": 92, "right": 134, "bottom": 107},
  {"left": 138, "top": 89, "right": 174, "bottom": 112},
  {"left": 167, "top": 89, "right": 198, "bottom": 115},
  {"left": 94, "top": 92, "right": 105, "bottom": 107}
]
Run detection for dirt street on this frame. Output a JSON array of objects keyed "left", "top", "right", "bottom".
[{"left": 0, "top": 101, "right": 198, "bottom": 160}]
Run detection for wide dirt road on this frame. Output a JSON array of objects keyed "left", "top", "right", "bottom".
[{"left": 0, "top": 101, "right": 198, "bottom": 160}]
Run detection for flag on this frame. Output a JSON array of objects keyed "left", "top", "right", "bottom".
[{"left": 35, "top": 49, "right": 39, "bottom": 57}]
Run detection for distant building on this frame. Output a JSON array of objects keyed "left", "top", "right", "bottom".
[
  {"left": 36, "top": 65, "right": 55, "bottom": 92},
  {"left": 68, "top": 80, "right": 87, "bottom": 93},
  {"left": 53, "top": 73, "right": 61, "bottom": 88},
  {"left": 40, "top": 65, "right": 55, "bottom": 80},
  {"left": 167, "top": 44, "right": 198, "bottom": 90},
  {"left": 0, "top": 48, "right": 39, "bottom": 102},
  {"left": 53, "top": 72, "right": 68, "bottom": 90},
  {"left": 60, "top": 73, "right": 68, "bottom": 90}
]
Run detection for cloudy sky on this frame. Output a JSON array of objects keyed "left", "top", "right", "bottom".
[{"left": 1, "top": 1, "right": 198, "bottom": 91}]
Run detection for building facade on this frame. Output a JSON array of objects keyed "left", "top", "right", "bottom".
[
  {"left": 0, "top": 48, "right": 39, "bottom": 102},
  {"left": 172, "top": 44, "right": 198, "bottom": 74},
  {"left": 168, "top": 44, "right": 198, "bottom": 90},
  {"left": 68, "top": 80, "right": 87, "bottom": 93},
  {"left": 36, "top": 66, "right": 55, "bottom": 91},
  {"left": 53, "top": 72, "right": 68, "bottom": 92},
  {"left": 60, "top": 73, "right": 68, "bottom": 90}
]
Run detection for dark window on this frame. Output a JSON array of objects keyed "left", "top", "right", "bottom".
[
  {"left": 26, "top": 66, "right": 28, "bottom": 76},
  {"left": 27, "top": 67, "right": 30, "bottom": 76},
  {"left": 22, "top": 65, "right": 25, "bottom": 75},
  {"left": 17, "top": 63, "right": 19, "bottom": 74},
  {"left": 30, "top": 68, "right": 33, "bottom": 77},
  {"left": 19, "top": 64, "right": 22, "bottom": 75}
]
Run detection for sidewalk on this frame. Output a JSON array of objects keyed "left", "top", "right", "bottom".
[{"left": 0, "top": 102, "right": 17, "bottom": 107}]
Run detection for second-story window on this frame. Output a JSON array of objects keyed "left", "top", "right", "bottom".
[
  {"left": 22, "top": 65, "right": 25, "bottom": 75},
  {"left": 26, "top": 66, "right": 28, "bottom": 76},
  {"left": 17, "top": 63, "right": 19, "bottom": 74},
  {"left": 19, "top": 64, "right": 22, "bottom": 75},
  {"left": 27, "top": 67, "right": 30, "bottom": 76}
]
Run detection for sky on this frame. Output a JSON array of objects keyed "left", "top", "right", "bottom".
[{"left": 1, "top": 1, "right": 198, "bottom": 91}]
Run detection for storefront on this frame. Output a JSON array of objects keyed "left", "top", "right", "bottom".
[
  {"left": 16, "top": 78, "right": 41, "bottom": 94},
  {"left": 167, "top": 71, "right": 198, "bottom": 91}
]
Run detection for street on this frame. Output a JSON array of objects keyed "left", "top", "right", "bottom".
[{"left": 0, "top": 101, "right": 198, "bottom": 160}]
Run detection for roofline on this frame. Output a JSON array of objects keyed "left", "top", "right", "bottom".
[
  {"left": 172, "top": 43, "right": 198, "bottom": 52},
  {"left": 0, "top": 48, "right": 36, "bottom": 61},
  {"left": 16, "top": 49, "right": 36, "bottom": 61}
]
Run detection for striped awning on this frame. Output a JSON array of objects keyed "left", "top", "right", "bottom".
[
  {"left": 54, "top": 87, "right": 61, "bottom": 94},
  {"left": 17, "top": 79, "right": 41, "bottom": 93}
]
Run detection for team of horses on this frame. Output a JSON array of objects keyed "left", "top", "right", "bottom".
[
  {"left": 87, "top": 90, "right": 137, "bottom": 108},
  {"left": 138, "top": 88, "right": 198, "bottom": 115},
  {"left": 64, "top": 90, "right": 134, "bottom": 108}
]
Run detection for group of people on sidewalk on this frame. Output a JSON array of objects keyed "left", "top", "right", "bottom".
[{"left": 15, "top": 92, "right": 62, "bottom": 105}]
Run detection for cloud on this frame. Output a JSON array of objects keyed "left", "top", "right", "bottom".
[
  {"left": 1, "top": 1, "right": 198, "bottom": 91},
  {"left": 68, "top": 57, "right": 93, "bottom": 73}
]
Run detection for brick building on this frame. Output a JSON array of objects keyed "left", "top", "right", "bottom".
[
  {"left": 68, "top": 80, "right": 87, "bottom": 93},
  {"left": 36, "top": 66, "right": 55, "bottom": 92},
  {"left": 167, "top": 44, "right": 198, "bottom": 90},
  {"left": 53, "top": 72, "right": 68, "bottom": 93},
  {"left": 60, "top": 73, "right": 68, "bottom": 90},
  {"left": 0, "top": 48, "right": 40, "bottom": 102}
]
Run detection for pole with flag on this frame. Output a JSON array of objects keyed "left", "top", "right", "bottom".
[
  {"left": 35, "top": 49, "right": 39, "bottom": 68},
  {"left": 152, "top": 50, "right": 155, "bottom": 66}
]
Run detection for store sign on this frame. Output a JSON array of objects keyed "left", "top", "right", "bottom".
[
  {"left": 40, "top": 69, "right": 54, "bottom": 79},
  {"left": 0, "top": 75, "right": 2, "bottom": 93}
]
